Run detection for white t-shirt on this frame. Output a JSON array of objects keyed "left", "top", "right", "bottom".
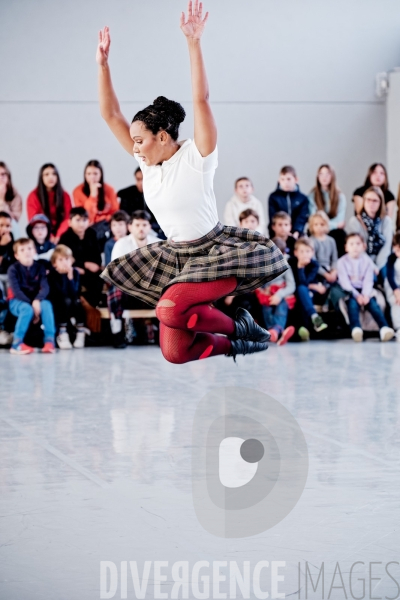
[
  {"left": 111, "top": 232, "right": 160, "bottom": 261},
  {"left": 134, "top": 139, "right": 219, "bottom": 242}
]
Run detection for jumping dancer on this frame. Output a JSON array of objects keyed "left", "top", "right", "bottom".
[{"left": 98, "top": 1, "right": 287, "bottom": 364}]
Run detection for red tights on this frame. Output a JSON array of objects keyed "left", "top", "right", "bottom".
[{"left": 155, "top": 277, "right": 237, "bottom": 364}]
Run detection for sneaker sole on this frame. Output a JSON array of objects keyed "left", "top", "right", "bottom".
[
  {"left": 314, "top": 323, "right": 328, "bottom": 333},
  {"left": 277, "top": 326, "right": 295, "bottom": 346},
  {"left": 352, "top": 331, "right": 363, "bottom": 342},
  {"left": 381, "top": 331, "right": 394, "bottom": 342},
  {"left": 10, "top": 349, "right": 33, "bottom": 355}
]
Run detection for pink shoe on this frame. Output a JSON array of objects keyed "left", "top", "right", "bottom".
[
  {"left": 10, "top": 343, "right": 34, "bottom": 355},
  {"left": 268, "top": 329, "right": 279, "bottom": 343},
  {"left": 277, "top": 326, "right": 295, "bottom": 346},
  {"left": 42, "top": 342, "right": 56, "bottom": 354}
]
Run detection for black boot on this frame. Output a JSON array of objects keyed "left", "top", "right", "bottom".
[
  {"left": 226, "top": 338, "right": 269, "bottom": 361},
  {"left": 230, "top": 307, "right": 270, "bottom": 342},
  {"left": 112, "top": 330, "right": 127, "bottom": 349}
]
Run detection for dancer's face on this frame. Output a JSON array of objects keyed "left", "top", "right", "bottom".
[{"left": 130, "top": 121, "right": 170, "bottom": 166}]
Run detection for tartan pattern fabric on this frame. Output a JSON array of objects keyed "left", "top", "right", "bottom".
[
  {"left": 107, "top": 285, "right": 123, "bottom": 319},
  {"left": 101, "top": 222, "right": 288, "bottom": 308}
]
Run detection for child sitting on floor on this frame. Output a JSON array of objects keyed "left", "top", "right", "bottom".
[
  {"left": 289, "top": 237, "right": 328, "bottom": 340},
  {"left": 104, "top": 210, "right": 129, "bottom": 265},
  {"left": 59, "top": 207, "right": 103, "bottom": 309},
  {"left": 27, "top": 214, "right": 55, "bottom": 267},
  {"left": 48, "top": 245, "right": 88, "bottom": 350},
  {"left": 254, "top": 237, "right": 296, "bottom": 345},
  {"left": 270, "top": 211, "right": 296, "bottom": 258},
  {"left": 337, "top": 233, "right": 394, "bottom": 342},
  {"left": 384, "top": 231, "right": 400, "bottom": 342},
  {"left": 7, "top": 238, "right": 56, "bottom": 354},
  {"left": 308, "top": 211, "right": 338, "bottom": 284}
]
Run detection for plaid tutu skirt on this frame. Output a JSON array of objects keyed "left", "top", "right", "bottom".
[{"left": 101, "top": 221, "right": 288, "bottom": 307}]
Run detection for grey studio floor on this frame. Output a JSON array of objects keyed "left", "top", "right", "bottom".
[{"left": 1, "top": 340, "right": 400, "bottom": 600}]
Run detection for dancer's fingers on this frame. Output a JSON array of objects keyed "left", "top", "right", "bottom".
[
  {"left": 198, "top": 1, "right": 203, "bottom": 18},
  {"left": 194, "top": 0, "right": 199, "bottom": 17},
  {"left": 180, "top": 11, "right": 185, "bottom": 27},
  {"left": 188, "top": 0, "right": 192, "bottom": 17},
  {"left": 99, "top": 30, "right": 103, "bottom": 44},
  {"left": 202, "top": 11, "right": 209, "bottom": 24}
]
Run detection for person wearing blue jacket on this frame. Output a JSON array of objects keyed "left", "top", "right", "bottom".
[
  {"left": 268, "top": 166, "right": 309, "bottom": 237},
  {"left": 289, "top": 237, "right": 328, "bottom": 339}
]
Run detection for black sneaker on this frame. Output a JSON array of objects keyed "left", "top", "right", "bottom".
[
  {"left": 311, "top": 314, "right": 328, "bottom": 333},
  {"left": 230, "top": 307, "right": 271, "bottom": 342},
  {"left": 226, "top": 338, "right": 269, "bottom": 362}
]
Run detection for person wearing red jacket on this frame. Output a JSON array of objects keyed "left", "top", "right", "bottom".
[
  {"left": 27, "top": 163, "right": 72, "bottom": 242},
  {"left": 73, "top": 159, "right": 118, "bottom": 226}
]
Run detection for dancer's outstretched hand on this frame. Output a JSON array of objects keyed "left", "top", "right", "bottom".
[
  {"left": 96, "top": 27, "right": 111, "bottom": 65},
  {"left": 180, "top": 0, "right": 209, "bottom": 39}
]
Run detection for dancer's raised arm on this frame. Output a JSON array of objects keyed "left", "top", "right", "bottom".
[
  {"left": 97, "top": 27, "right": 133, "bottom": 155},
  {"left": 180, "top": 1, "right": 216, "bottom": 157}
]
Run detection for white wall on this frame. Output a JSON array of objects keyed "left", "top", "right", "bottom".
[{"left": 1, "top": 0, "right": 400, "bottom": 232}]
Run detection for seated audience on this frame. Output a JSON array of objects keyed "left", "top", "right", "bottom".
[
  {"left": 108, "top": 210, "right": 160, "bottom": 348},
  {"left": 104, "top": 210, "right": 129, "bottom": 265},
  {"left": 352, "top": 163, "right": 395, "bottom": 217},
  {"left": 0, "top": 162, "right": 23, "bottom": 236},
  {"left": 27, "top": 214, "right": 55, "bottom": 267},
  {"left": 238, "top": 208, "right": 261, "bottom": 232},
  {"left": 0, "top": 284, "right": 12, "bottom": 346},
  {"left": 73, "top": 160, "right": 119, "bottom": 249},
  {"left": 308, "top": 212, "right": 338, "bottom": 285},
  {"left": 254, "top": 237, "right": 295, "bottom": 345},
  {"left": 384, "top": 231, "right": 400, "bottom": 342},
  {"left": 348, "top": 186, "right": 393, "bottom": 278},
  {"left": 289, "top": 237, "right": 328, "bottom": 340},
  {"left": 118, "top": 167, "right": 163, "bottom": 237},
  {"left": 48, "top": 245, "right": 87, "bottom": 350},
  {"left": 59, "top": 207, "right": 103, "bottom": 308},
  {"left": 337, "top": 233, "right": 394, "bottom": 342},
  {"left": 0, "top": 211, "right": 15, "bottom": 274},
  {"left": 268, "top": 166, "right": 309, "bottom": 238},
  {"left": 27, "top": 163, "right": 72, "bottom": 242},
  {"left": 7, "top": 238, "right": 56, "bottom": 354},
  {"left": 308, "top": 164, "right": 346, "bottom": 255},
  {"left": 270, "top": 211, "right": 296, "bottom": 257},
  {"left": 111, "top": 210, "right": 159, "bottom": 260},
  {"left": 224, "top": 177, "right": 267, "bottom": 234}
]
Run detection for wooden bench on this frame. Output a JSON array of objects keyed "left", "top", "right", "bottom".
[{"left": 97, "top": 307, "right": 157, "bottom": 320}]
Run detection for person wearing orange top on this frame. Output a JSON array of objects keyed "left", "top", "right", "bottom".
[
  {"left": 73, "top": 160, "right": 119, "bottom": 226},
  {"left": 27, "top": 163, "right": 72, "bottom": 243}
]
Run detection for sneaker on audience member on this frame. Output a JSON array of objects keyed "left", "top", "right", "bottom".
[
  {"left": 277, "top": 326, "right": 295, "bottom": 346},
  {"left": 10, "top": 343, "right": 34, "bottom": 355},
  {"left": 298, "top": 326, "right": 310, "bottom": 342},
  {"left": 311, "top": 313, "right": 328, "bottom": 332},
  {"left": 73, "top": 331, "right": 86, "bottom": 349},
  {"left": 0, "top": 330, "right": 13, "bottom": 345},
  {"left": 42, "top": 342, "right": 56, "bottom": 354},
  {"left": 380, "top": 326, "right": 394, "bottom": 342},
  {"left": 57, "top": 332, "right": 72, "bottom": 350},
  {"left": 351, "top": 327, "right": 363, "bottom": 342},
  {"left": 268, "top": 329, "right": 279, "bottom": 343}
]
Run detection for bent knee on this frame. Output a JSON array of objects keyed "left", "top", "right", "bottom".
[
  {"left": 160, "top": 344, "right": 189, "bottom": 365},
  {"left": 156, "top": 297, "right": 180, "bottom": 327}
]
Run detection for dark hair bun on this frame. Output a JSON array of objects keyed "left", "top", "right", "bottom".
[{"left": 153, "top": 96, "right": 186, "bottom": 125}]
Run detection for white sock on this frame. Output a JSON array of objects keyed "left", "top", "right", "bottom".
[{"left": 110, "top": 315, "right": 122, "bottom": 334}]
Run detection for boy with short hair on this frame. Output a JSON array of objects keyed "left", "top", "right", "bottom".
[
  {"left": 27, "top": 214, "right": 55, "bottom": 267},
  {"left": 238, "top": 208, "right": 260, "bottom": 231},
  {"left": 59, "top": 207, "right": 103, "bottom": 308},
  {"left": 48, "top": 245, "right": 87, "bottom": 350},
  {"left": 268, "top": 166, "right": 309, "bottom": 238},
  {"left": 0, "top": 210, "right": 15, "bottom": 274},
  {"left": 289, "top": 237, "right": 328, "bottom": 339},
  {"left": 338, "top": 233, "right": 394, "bottom": 342},
  {"left": 385, "top": 231, "right": 400, "bottom": 342},
  {"left": 270, "top": 211, "right": 296, "bottom": 257},
  {"left": 7, "top": 238, "right": 56, "bottom": 354},
  {"left": 224, "top": 177, "right": 267, "bottom": 234},
  {"left": 104, "top": 210, "right": 129, "bottom": 265}
]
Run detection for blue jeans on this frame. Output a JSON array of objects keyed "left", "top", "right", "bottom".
[
  {"left": 296, "top": 285, "right": 318, "bottom": 320},
  {"left": 262, "top": 300, "right": 288, "bottom": 334},
  {"left": 9, "top": 299, "right": 55, "bottom": 346},
  {"left": 346, "top": 296, "right": 388, "bottom": 330}
]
